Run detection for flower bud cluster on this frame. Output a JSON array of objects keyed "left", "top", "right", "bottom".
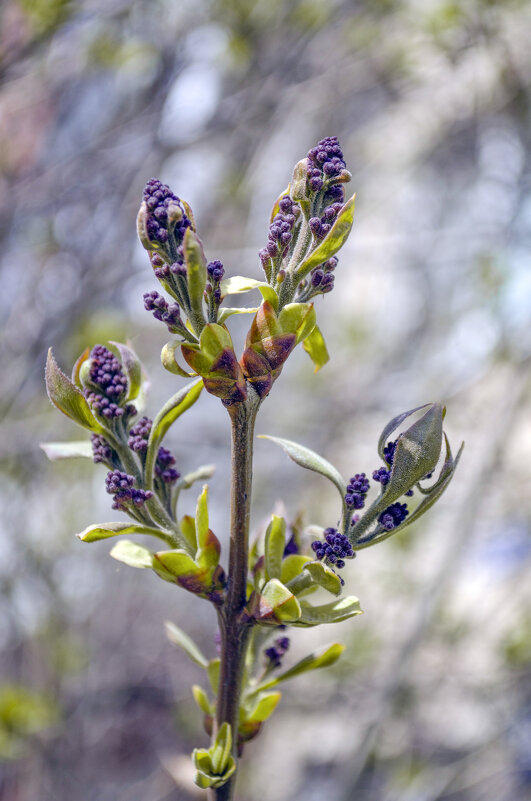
[
  {"left": 378, "top": 502, "right": 409, "bottom": 531},
  {"left": 309, "top": 202, "right": 343, "bottom": 240},
  {"left": 311, "top": 527, "right": 354, "bottom": 569},
  {"left": 128, "top": 417, "right": 152, "bottom": 452},
  {"left": 259, "top": 196, "right": 298, "bottom": 279},
  {"left": 345, "top": 473, "right": 370, "bottom": 510},
  {"left": 265, "top": 636, "right": 290, "bottom": 669},
  {"left": 105, "top": 470, "right": 153, "bottom": 511},
  {"left": 306, "top": 136, "right": 346, "bottom": 192},
  {"left": 84, "top": 345, "right": 132, "bottom": 420},
  {"left": 143, "top": 179, "right": 190, "bottom": 248},
  {"left": 90, "top": 434, "right": 112, "bottom": 465},
  {"left": 205, "top": 259, "right": 225, "bottom": 320},
  {"left": 155, "top": 446, "right": 180, "bottom": 484},
  {"left": 143, "top": 290, "right": 185, "bottom": 334}
]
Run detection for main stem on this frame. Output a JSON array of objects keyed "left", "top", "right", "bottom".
[{"left": 209, "top": 393, "right": 260, "bottom": 801}]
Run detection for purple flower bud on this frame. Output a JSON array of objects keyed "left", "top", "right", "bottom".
[
  {"left": 142, "top": 179, "right": 191, "bottom": 249},
  {"left": 90, "top": 434, "right": 112, "bottom": 465},
  {"left": 378, "top": 502, "right": 409, "bottom": 531},
  {"left": 311, "top": 269, "right": 324, "bottom": 287},
  {"left": 105, "top": 469, "right": 153, "bottom": 511},
  {"left": 128, "top": 417, "right": 153, "bottom": 452},
  {"left": 84, "top": 345, "right": 129, "bottom": 421},
  {"left": 155, "top": 446, "right": 180, "bottom": 484}
]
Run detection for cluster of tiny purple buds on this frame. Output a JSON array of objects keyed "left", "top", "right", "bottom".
[
  {"left": 259, "top": 195, "right": 297, "bottom": 268},
  {"left": 283, "top": 531, "right": 299, "bottom": 556},
  {"left": 309, "top": 202, "right": 343, "bottom": 240},
  {"left": 143, "top": 179, "right": 190, "bottom": 247},
  {"left": 265, "top": 636, "right": 290, "bottom": 669},
  {"left": 128, "top": 417, "right": 152, "bottom": 452},
  {"left": 155, "top": 446, "right": 180, "bottom": 484},
  {"left": 311, "top": 528, "right": 354, "bottom": 569},
  {"left": 105, "top": 470, "right": 153, "bottom": 510},
  {"left": 84, "top": 345, "right": 128, "bottom": 419},
  {"left": 345, "top": 473, "right": 370, "bottom": 510},
  {"left": 206, "top": 260, "right": 225, "bottom": 304},
  {"left": 379, "top": 502, "right": 409, "bottom": 531},
  {"left": 90, "top": 434, "right": 112, "bottom": 465},
  {"left": 143, "top": 290, "right": 183, "bottom": 333},
  {"left": 306, "top": 136, "right": 346, "bottom": 192},
  {"left": 310, "top": 256, "right": 337, "bottom": 293}
]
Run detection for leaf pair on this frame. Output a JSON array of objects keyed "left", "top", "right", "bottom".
[
  {"left": 180, "top": 324, "right": 247, "bottom": 404},
  {"left": 241, "top": 301, "right": 316, "bottom": 397},
  {"left": 192, "top": 723, "right": 236, "bottom": 789}
]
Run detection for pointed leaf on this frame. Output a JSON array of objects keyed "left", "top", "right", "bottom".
[
  {"left": 192, "top": 685, "right": 212, "bottom": 714},
  {"left": 304, "top": 561, "right": 342, "bottom": 596},
  {"left": 109, "top": 540, "right": 154, "bottom": 569},
  {"left": 40, "top": 441, "right": 93, "bottom": 461},
  {"left": 280, "top": 554, "right": 312, "bottom": 584},
  {"left": 71, "top": 347, "right": 89, "bottom": 388},
  {"left": 278, "top": 302, "right": 316, "bottom": 343},
  {"left": 294, "top": 193, "right": 356, "bottom": 281},
  {"left": 383, "top": 403, "right": 443, "bottom": 501},
  {"left": 246, "top": 691, "right": 282, "bottom": 723},
  {"left": 264, "top": 515, "right": 286, "bottom": 581},
  {"left": 161, "top": 341, "right": 196, "bottom": 377},
  {"left": 78, "top": 521, "right": 169, "bottom": 544},
  {"left": 294, "top": 596, "right": 362, "bottom": 627},
  {"left": 259, "top": 435, "right": 346, "bottom": 499},
  {"left": 257, "top": 579, "right": 302, "bottom": 623},
  {"left": 258, "top": 285, "right": 279, "bottom": 309},
  {"left": 220, "top": 276, "right": 268, "bottom": 295},
  {"left": 184, "top": 228, "right": 207, "bottom": 325},
  {"left": 302, "top": 325, "right": 330, "bottom": 372},
  {"left": 45, "top": 349, "right": 103, "bottom": 433},
  {"left": 180, "top": 464, "right": 216, "bottom": 489},
  {"left": 195, "top": 485, "right": 209, "bottom": 549},
  {"left": 377, "top": 404, "right": 430, "bottom": 462},
  {"left": 211, "top": 722, "right": 232, "bottom": 774},
  {"left": 217, "top": 306, "right": 259, "bottom": 324},
  {"left": 260, "top": 644, "right": 345, "bottom": 689},
  {"left": 165, "top": 621, "right": 208, "bottom": 668}
]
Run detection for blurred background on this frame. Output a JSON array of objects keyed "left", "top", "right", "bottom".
[{"left": 1, "top": 0, "right": 531, "bottom": 799}]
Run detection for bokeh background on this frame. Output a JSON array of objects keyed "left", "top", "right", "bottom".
[{"left": 1, "top": 1, "right": 531, "bottom": 799}]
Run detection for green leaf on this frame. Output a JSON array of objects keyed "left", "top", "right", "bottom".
[
  {"left": 278, "top": 302, "right": 316, "bottom": 343},
  {"left": 280, "top": 554, "right": 312, "bottom": 584},
  {"left": 211, "top": 722, "right": 232, "bottom": 774},
  {"left": 164, "top": 621, "right": 209, "bottom": 668},
  {"left": 260, "top": 643, "right": 345, "bottom": 689},
  {"left": 294, "top": 193, "right": 356, "bottom": 281},
  {"left": 207, "top": 658, "right": 221, "bottom": 694},
  {"left": 184, "top": 228, "right": 207, "bottom": 326},
  {"left": 302, "top": 325, "right": 330, "bottom": 372},
  {"left": 161, "top": 341, "right": 196, "bottom": 377},
  {"left": 258, "top": 579, "right": 302, "bottom": 623},
  {"left": 154, "top": 549, "right": 199, "bottom": 577},
  {"left": 220, "top": 276, "right": 268, "bottom": 295},
  {"left": 180, "top": 515, "right": 198, "bottom": 550},
  {"left": 144, "top": 380, "right": 203, "bottom": 488},
  {"left": 217, "top": 306, "right": 259, "bottom": 324},
  {"left": 45, "top": 349, "right": 103, "bottom": 433},
  {"left": 195, "top": 485, "right": 209, "bottom": 550},
  {"left": 258, "top": 285, "right": 279, "bottom": 309},
  {"left": 377, "top": 403, "right": 430, "bottom": 462},
  {"left": 264, "top": 515, "right": 286, "bottom": 581},
  {"left": 40, "top": 441, "right": 93, "bottom": 461},
  {"left": 383, "top": 403, "right": 444, "bottom": 502},
  {"left": 304, "top": 561, "right": 342, "bottom": 596},
  {"left": 259, "top": 435, "right": 346, "bottom": 499},
  {"left": 245, "top": 691, "right": 281, "bottom": 722},
  {"left": 108, "top": 341, "right": 142, "bottom": 401},
  {"left": 192, "top": 685, "right": 212, "bottom": 715},
  {"left": 109, "top": 540, "right": 154, "bottom": 569},
  {"left": 294, "top": 596, "right": 362, "bottom": 627},
  {"left": 77, "top": 521, "right": 170, "bottom": 544}
]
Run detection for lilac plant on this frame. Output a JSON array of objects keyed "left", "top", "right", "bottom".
[{"left": 43, "top": 137, "right": 462, "bottom": 800}]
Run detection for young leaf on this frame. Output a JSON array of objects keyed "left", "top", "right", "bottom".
[
  {"left": 179, "top": 464, "right": 216, "bottom": 489},
  {"left": 245, "top": 691, "right": 282, "bottom": 723},
  {"left": 254, "top": 579, "right": 302, "bottom": 623},
  {"left": 294, "top": 193, "right": 356, "bottom": 281},
  {"left": 217, "top": 307, "right": 259, "bottom": 324},
  {"left": 302, "top": 324, "right": 330, "bottom": 372},
  {"left": 40, "top": 441, "right": 93, "bottom": 461},
  {"left": 161, "top": 341, "right": 196, "bottom": 377},
  {"left": 195, "top": 485, "right": 209, "bottom": 550},
  {"left": 304, "top": 561, "right": 342, "bottom": 596},
  {"left": 278, "top": 302, "right": 316, "bottom": 343},
  {"left": 144, "top": 380, "right": 203, "bottom": 488},
  {"left": 377, "top": 403, "right": 430, "bottom": 462},
  {"left": 180, "top": 515, "right": 198, "bottom": 550},
  {"left": 211, "top": 721, "right": 232, "bottom": 775},
  {"left": 184, "top": 228, "right": 207, "bottom": 327},
  {"left": 164, "top": 621, "right": 209, "bottom": 669},
  {"left": 264, "top": 515, "right": 286, "bottom": 581},
  {"left": 207, "top": 658, "right": 221, "bottom": 694},
  {"left": 45, "top": 349, "right": 103, "bottom": 433},
  {"left": 258, "top": 435, "right": 346, "bottom": 499},
  {"left": 280, "top": 554, "right": 312, "bottom": 584},
  {"left": 192, "top": 685, "right": 212, "bottom": 715},
  {"left": 259, "top": 643, "right": 345, "bottom": 689},
  {"left": 109, "top": 540, "right": 154, "bottom": 569},
  {"left": 294, "top": 596, "right": 362, "bottom": 627},
  {"left": 220, "top": 276, "right": 268, "bottom": 295},
  {"left": 78, "top": 521, "right": 171, "bottom": 544}
]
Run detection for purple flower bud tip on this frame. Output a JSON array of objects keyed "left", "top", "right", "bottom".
[
  {"left": 84, "top": 345, "right": 129, "bottom": 420},
  {"left": 379, "top": 502, "right": 409, "bottom": 531},
  {"left": 345, "top": 472, "right": 370, "bottom": 509},
  {"left": 311, "top": 528, "right": 353, "bottom": 567},
  {"left": 142, "top": 179, "right": 191, "bottom": 248},
  {"left": 383, "top": 440, "right": 397, "bottom": 466},
  {"left": 91, "top": 434, "right": 112, "bottom": 464},
  {"left": 207, "top": 259, "right": 225, "bottom": 282},
  {"left": 373, "top": 466, "right": 390, "bottom": 486},
  {"left": 105, "top": 469, "right": 153, "bottom": 510},
  {"left": 155, "top": 446, "right": 180, "bottom": 484},
  {"left": 265, "top": 635, "right": 290, "bottom": 668},
  {"left": 128, "top": 416, "right": 153, "bottom": 452}
]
